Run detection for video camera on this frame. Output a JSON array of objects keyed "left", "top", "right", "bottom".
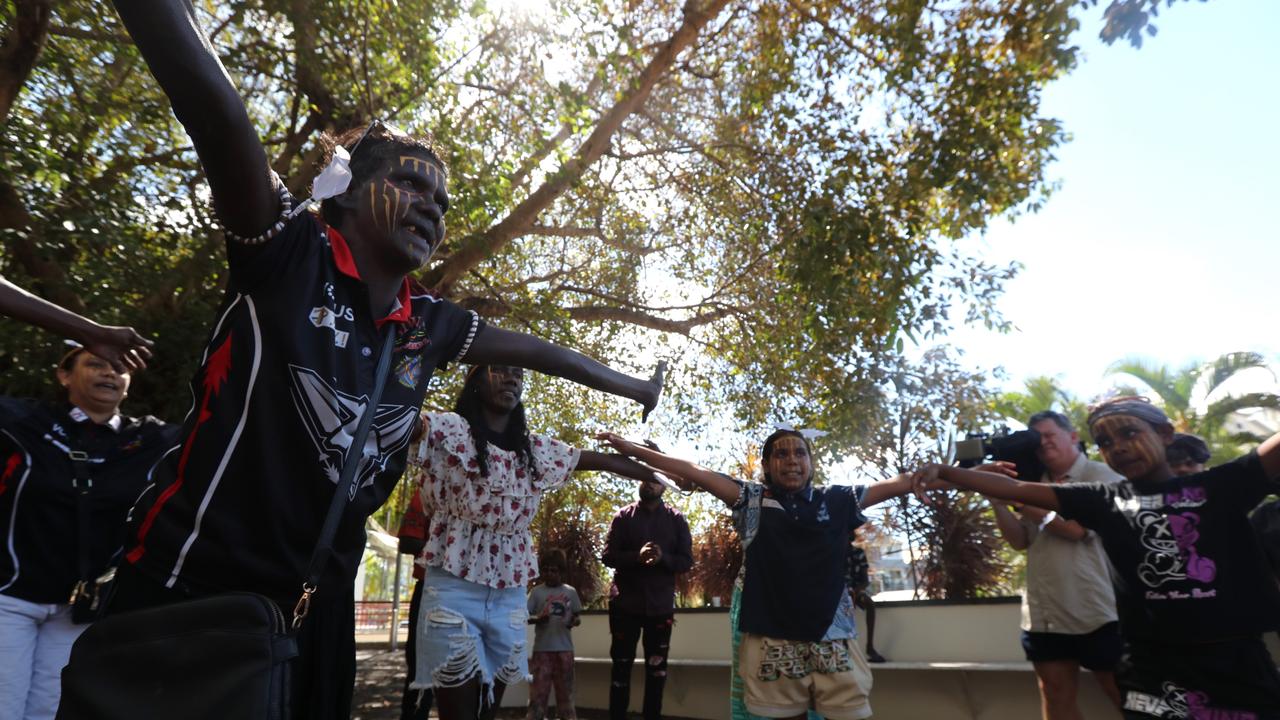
[{"left": 954, "top": 428, "right": 1045, "bottom": 483}]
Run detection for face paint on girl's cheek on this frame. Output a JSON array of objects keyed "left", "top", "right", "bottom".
[
  {"left": 1128, "top": 430, "right": 1166, "bottom": 471},
  {"left": 1094, "top": 416, "right": 1165, "bottom": 477},
  {"left": 768, "top": 437, "right": 812, "bottom": 479}
]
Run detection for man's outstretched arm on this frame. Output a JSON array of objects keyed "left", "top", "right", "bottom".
[
  {"left": 110, "top": 0, "right": 278, "bottom": 237},
  {"left": 461, "top": 325, "right": 665, "bottom": 420},
  {"left": 0, "top": 276, "right": 152, "bottom": 373}
]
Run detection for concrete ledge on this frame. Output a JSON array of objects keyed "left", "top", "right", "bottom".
[
  {"left": 574, "top": 656, "right": 732, "bottom": 667},
  {"left": 874, "top": 661, "right": 1033, "bottom": 672},
  {"left": 572, "top": 657, "right": 1032, "bottom": 671}
]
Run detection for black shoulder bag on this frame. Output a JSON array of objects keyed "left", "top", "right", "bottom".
[
  {"left": 67, "top": 450, "right": 112, "bottom": 624},
  {"left": 57, "top": 327, "right": 398, "bottom": 720}
]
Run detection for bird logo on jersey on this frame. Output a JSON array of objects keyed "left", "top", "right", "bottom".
[{"left": 288, "top": 365, "right": 418, "bottom": 495}]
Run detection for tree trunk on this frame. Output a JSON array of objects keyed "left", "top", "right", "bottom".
[{"left": 0, "top": 0, "right": 54, "bottom": 125}]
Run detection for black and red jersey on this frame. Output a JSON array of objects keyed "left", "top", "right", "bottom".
[
  {"left": 0, "top": 399, "right": 176, "bottom": 603},
  {"left": 125, "top": 211, "right": 481, "bottom": 608}
]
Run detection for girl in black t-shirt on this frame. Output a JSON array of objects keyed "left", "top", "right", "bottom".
[{"left": 914, "top": 397, "right": 1280, "bottom": 720}]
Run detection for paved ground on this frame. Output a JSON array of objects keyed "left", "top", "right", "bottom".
[
  {"left": 352, "top": 649, "right": 410, "bottom": 720},
  {"left": 351, "top": 649, "right": 591, "bottom": 720},
  {"left": 351, "top": 648, "right": 688, "bottom": 720}
]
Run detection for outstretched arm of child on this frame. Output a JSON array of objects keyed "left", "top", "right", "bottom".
[
  {"left": 860, "top": 473, "right": 914, "bottom": 508},
  {"left": 595, "top": 432, "right": 741, "bottom": 505},
  {"left": 0, "top": 276, "right": 153, "bottom": 373},
  {"left": 462, "top": 327, "right": 665, "bottom": 420},
  {"left": 913, "top": 463, "right": 1060, "bottom": 512},
  {"left": 575, "top": 450, "right": 665, "bottom": 483},
  {"left": 109, "top": 0, "right": 279, "bottom": 238}
]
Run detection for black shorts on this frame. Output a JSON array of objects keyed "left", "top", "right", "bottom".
[
  {"left": 1119, "top": 637, "right": 1280, "bottom": 719},
  {"left": 1021, "top": 621, "right": 1122, "bottom": 671}
]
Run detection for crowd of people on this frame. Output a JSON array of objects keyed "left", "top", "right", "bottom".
[{"left": 0, "top": 2, "right": 1278, "bottom": 720}]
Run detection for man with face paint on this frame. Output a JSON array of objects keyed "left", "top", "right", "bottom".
[
  {"left": 913, "top": 397, "right": 1280, "bottom": 719},
  {"left": 88, "top": 5, "right": 666, "bottom": 719},
  {"left": 988, "top": 411, "right": 1124, "bottom": 719},
  {"left": 598, "top": 429, "right": 919, "bottom": 720},
  {"left": 602, "top": 469, "right": 693, "bottom": 720}
]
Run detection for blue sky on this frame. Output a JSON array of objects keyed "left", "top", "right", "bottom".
[{"left": 943, "top": 0, "right": 1280, "bottom": 403}]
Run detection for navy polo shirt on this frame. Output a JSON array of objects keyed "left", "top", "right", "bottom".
[
  {"left": 0, "top": 399, "right": 176, "bottom": 603},
  {"left": 732, "top": 481, "right": 867, "bottom": 642},
  {"left": 125, "top": 210, "right": 482, "bottom": 609}
]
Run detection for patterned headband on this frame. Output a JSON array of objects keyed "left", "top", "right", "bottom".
[{"left": 1087, "top": 396, "right": 1172, "bottom": 429}]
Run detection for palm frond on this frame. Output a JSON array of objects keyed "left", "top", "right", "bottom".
[
  {"left": 1202, "top": 393, "right": 1280, "bottom": 432},
  {"left": 1201, "top": 352, "right": 1274, "bottom": 398},
  {"left": 1107, "top": 357, "right": 1188, "bottom": 412}
]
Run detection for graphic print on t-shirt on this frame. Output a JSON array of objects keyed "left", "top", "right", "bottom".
[
  {"left": 288, "top": 365, "right": 418, "bottom": 492},
  {"left": 1129, "top": 488, "right": 1218, "bottom": 594},
  {"left": 534, "top": 589, "right": 575, "bottom": 621},
  {"left": 1124, "top": 681, "right": 1257, "bottom": 720}
]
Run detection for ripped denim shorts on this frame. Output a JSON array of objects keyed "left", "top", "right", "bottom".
[{"left": 411, "top": 567, "right": 530, "bottom": 694}]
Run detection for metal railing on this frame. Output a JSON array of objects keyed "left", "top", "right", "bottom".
[{"left": 354, "top": 600, "right": 414, "bottom": 632}]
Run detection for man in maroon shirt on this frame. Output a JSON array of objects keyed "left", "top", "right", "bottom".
[{"left": 602, "top": 478, "right": 693, "bottom": 720}]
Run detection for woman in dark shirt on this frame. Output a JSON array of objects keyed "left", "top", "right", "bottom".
[{"left": 0, "top": 278, "right": 172, "bottom": 720}]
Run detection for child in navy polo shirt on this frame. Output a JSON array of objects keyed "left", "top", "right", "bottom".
[
  {"left": 99, "top": 4, "right": 666, "bottom": 719},
  {"left": 915, "top": 397, "right": 1280, "bottom": 719},
  {"left": 598, "top": 428, "right": 916, "bottom": 720}
]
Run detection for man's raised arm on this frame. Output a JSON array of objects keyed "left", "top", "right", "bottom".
[{"left": 110, "top": 0, "right": 278, "bottom": 237}]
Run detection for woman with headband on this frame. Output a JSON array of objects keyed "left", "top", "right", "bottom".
[{"left": 914, "top": 396, "right": 1280, "bottom": 719}]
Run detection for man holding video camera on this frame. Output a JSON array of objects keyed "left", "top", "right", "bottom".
[{"left": 992, "top": 411, "right": 1124, "bottom": 719}]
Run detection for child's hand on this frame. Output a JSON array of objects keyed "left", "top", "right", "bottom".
[
  {"left": 569, "top": 614, "right": 581, "bottom": 628},
  {"left": 596, "top": 431, "right": 639, "bottom": 456},
  {"left": 910, "top": 464, "right": 951, "bottom": 504},
  {"left": 976, "top": 461, "right": 1018, "bottom": 478}
]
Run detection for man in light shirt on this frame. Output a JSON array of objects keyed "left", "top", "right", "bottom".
[{"left": 992, "top": 411, "right": 1124, "bottom": 720}]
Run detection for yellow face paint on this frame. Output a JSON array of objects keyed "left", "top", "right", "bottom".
[
  {"left": 360, "top": 155, "right": 446, "bottom": 266},
  {"left": 1092, "top": 415, "right": 1168, "bottom": 480}
]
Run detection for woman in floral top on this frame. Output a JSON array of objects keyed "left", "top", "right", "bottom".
[{"left": 410, "top": 365, "right": 661, "bottom": 720}]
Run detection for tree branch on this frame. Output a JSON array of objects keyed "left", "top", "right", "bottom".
[
  {"left": 423, "top": 0, "right": 734, "bottom": 295},
  {"left": 47, "top": 24, "right": 129, "bottom": 44},
  {"left": 0, "top": 174, "right": 86, "bottom": 314},
  {"left": 565, "top": 303, "right": 740, "bottom": 335},
  {"left": 527, "top": 223, "right": 660, "bottom": 256}
]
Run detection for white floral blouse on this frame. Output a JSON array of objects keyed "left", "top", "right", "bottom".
[{"left": 413, "top": 412, "right": 580, "bottom": 588}]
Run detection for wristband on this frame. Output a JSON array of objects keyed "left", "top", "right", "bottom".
[{"left": 1038, "top": 511, "right": 1057, "bottom": 531}]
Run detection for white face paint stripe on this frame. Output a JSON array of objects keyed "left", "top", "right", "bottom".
[
  {"left": 0, "top": 431, "right": 32, "bottom": 593},
  {"left": 166, "top": 296, "right": 264, "bottom": 587}
]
